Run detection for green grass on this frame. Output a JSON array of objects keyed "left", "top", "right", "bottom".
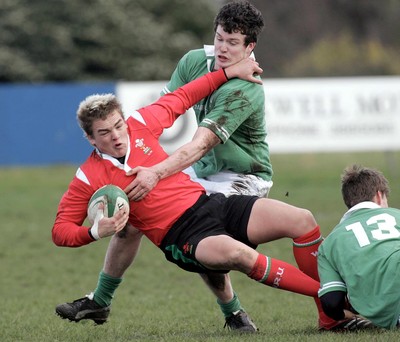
[{"left": 1, "top": 151, "right": 400, "bottom": 341}]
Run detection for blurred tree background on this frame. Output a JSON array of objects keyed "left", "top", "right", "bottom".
[
  {"left": 255, "top": 0, "right": 400, "bottom": 77},
  {"left": 1, "top": 0, "right": 400, "bottom": 82}
]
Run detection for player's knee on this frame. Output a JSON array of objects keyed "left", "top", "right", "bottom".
[
  {"left": 298, "top": 208, "right": 318, "bottom": 232},
  {"left": 227, "top": 247, "right": 253, "bottom": 270}
]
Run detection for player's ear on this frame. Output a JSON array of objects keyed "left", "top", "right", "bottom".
[
  {"left": 87, "top": 135, "right": 96, "bottom": 146},
  {"left": 246, "top": 42, "right": 256, "bottom": 55},
  {"left": 374, "top": 190, "right": 383, "bottom": 205}
]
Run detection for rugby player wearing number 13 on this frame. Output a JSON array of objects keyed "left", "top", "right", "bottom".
[{"left": 318, "top": 164, "right": 400, "bottom": 329}]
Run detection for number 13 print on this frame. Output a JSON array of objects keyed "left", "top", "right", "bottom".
[{"left": 346, "top": 213, "right": 400, "bottom": 247}]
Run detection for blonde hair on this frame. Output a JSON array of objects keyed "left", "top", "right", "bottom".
[{"left": 76, "top": 93, "right": 122, "bottom": 137}]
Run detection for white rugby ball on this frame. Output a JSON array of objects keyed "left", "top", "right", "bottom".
[{"left": 87, "top": 185, "right": 129, "bottom": 224}]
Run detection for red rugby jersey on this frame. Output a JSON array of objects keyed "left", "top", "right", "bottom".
[{"left": 52, "top": 69, "right": 228, "bottom": 247}]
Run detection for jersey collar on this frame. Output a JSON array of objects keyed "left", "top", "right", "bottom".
[
  {"left": 340, "top": 201, "right": 381, "bottom": 223},
  {"left": 94, "top": 135, "right": 132, "bottom": 172}
]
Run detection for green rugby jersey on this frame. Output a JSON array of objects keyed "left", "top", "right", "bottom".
[
  {"left": 161, "top": 46, "right": 272, "bottom": 181},
  {"left": 318, "top": 202, "right": 400, "bottom": 329}
]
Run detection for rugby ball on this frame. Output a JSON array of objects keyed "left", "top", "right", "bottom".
[{"left": 87, "top": 185, "right": 129, "bottom": 224}]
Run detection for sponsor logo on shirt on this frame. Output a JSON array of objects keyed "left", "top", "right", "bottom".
[{"left": 135, "top": 138, "right": 153, "bottom": 155}]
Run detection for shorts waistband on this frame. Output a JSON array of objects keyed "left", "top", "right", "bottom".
[{"left": 171, "top": 194, "right": 209, "bottom": 229}]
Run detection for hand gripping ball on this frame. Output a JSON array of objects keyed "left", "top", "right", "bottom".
[{"left": 87, "top": 185, "right": 129, "bottom": 224}]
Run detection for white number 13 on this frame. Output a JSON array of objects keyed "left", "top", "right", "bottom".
[{"left": 345, "top": 213, "right": 400, "bottom": 247}]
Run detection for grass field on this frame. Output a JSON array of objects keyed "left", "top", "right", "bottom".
[{"left": 1, "top": 151, "right": 399, "bottom": 341}]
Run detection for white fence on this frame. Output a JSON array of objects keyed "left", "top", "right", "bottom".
[{"left": 117, "top": 76, "right": 400, "bottom": 154}]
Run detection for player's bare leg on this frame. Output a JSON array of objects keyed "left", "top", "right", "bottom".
[
  {"left": 199, "top": 272, "right": 257, "bottom": 332},
  {"left": 103, "top": 225, "right": 143, "bottom": 277}
]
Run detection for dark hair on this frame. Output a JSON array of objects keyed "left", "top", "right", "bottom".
[
  {"left": 341, "top": 164, "right": 390, "bottom": 208},
  {"left": 214, "top": 1, "right": 264, "bottom": 46}
]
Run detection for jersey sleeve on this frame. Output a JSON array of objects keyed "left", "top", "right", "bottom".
[
  {"left": 52, "top": 176, "right": 95, "bottom": 247},
  {"left": 138, "top": 69, "right": 228, "bottom": 137},
  {"left": 317, "top": 244, "right": 347, "bottom": 297},
  {"left": 199, "top": 79, "right": 264, "bottom": 143}
]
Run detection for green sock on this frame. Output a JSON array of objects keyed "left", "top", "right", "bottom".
[
  {"left": 217, "top": 293, "right": 243, "bottom": 318},
  {"left": 93, "top": 271, "right": 123, "bottom": 307}
]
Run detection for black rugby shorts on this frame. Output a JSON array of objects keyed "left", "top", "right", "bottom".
[{"left": 160, "top": 193, "right": 258, "bottom": 273}]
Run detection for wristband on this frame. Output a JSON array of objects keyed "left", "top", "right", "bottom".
[
  {"left": 88, "top": 228, "right": 95, "bottom": 240},
  {"left": 90, "top": 209, "right": 104, "bottom": 240},
  {"left": 90, "top": 223, "right": 100, "bottom": 240},
  {"left": 222, "top": 68, "right": 229, "bottom": 80}
]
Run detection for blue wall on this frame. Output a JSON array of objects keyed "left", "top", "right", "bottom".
[{"left": 0, "top": 83, "right": 115, "bottom": 166}]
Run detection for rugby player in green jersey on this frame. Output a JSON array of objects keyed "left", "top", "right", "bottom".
[
  {"left": 149, "top": 0, "right": 271, "bottom": 330},
  {"left": 318, "top": 164, "right": 399, "bottom": 329}
]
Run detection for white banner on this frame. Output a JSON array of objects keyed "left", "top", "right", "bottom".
[
  {"left": 265, "top": 76, "right": 400, "bottom": 153},
  {"left": 117, "top": 76, "right": 400, "bottom": 154}
]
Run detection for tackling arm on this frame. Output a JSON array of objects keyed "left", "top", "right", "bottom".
[{"left": 125, "top": 127, "right": 220, "bottom": 201}]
